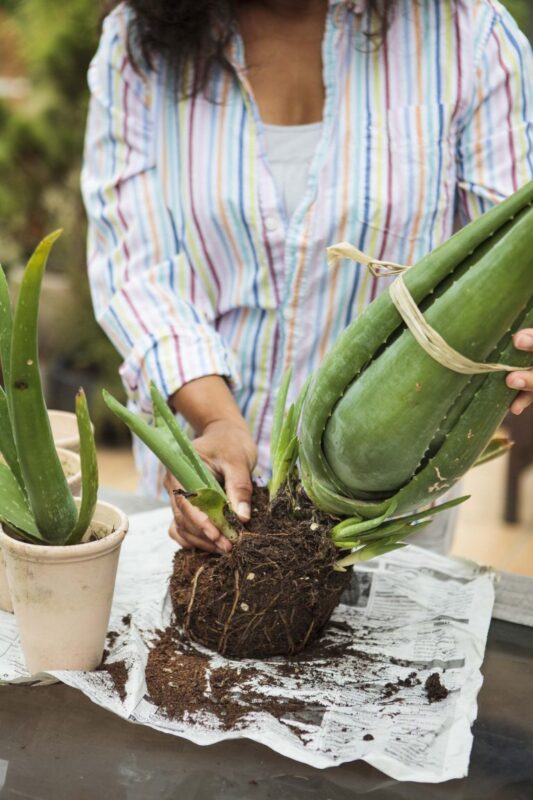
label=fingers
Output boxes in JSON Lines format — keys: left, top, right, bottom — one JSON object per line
{"left": 513, "top": 329, "right": 533, "bottom": 351}
{"left": 507, "top": 370, "right": 533, "bottom": 392}
{"left": 506, "top": 368, "right": 533, "bottom": 415}
{"left": 223, "top": 465, "right": 253, "bottom": 522}
{"left": 509, "top": 391, "right": 533, "bottom": 416}
{"left": 168, "top": 520, "right": 219, "bottom": 553}
{"left": 507, "top": 332, "right": 533, "bottom": 416}
{"left": 164, "top": 469, "right": 233, "bottom": 553}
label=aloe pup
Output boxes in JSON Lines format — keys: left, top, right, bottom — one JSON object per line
{"left": 0, "top": 231, "right": 98, "bottom": 544}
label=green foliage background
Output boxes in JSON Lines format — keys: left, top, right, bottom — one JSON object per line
{"left": 0, "top": 0, "right": 530, "bottom": 436}
{"left": 0, "top": 0, "right": 126, "bottom": 440}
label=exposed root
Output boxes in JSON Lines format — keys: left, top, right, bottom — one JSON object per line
{"left": 170, "top": 486, "right": 351, "bottom": 658}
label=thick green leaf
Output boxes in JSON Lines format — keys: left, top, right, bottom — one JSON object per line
{"left": 293, "top": 375, "right": 311, "bottom": 434}
{"left": 0, "top": 464, "right": 41, "bottom": 540}
{"left": 0, "top": 267, "right": 13, "bottom": 406}
{"left": 270, "top": 368, "right": 292, "bottom": 461}
{"left": 474, "top": 436, "right": 512, "bottom": 468}
{"left": 66, "top": 389, "right": 99, "bottom": 544}
{"left": 103, "top": 390, "right": 206, "bottom": 493}
{"left": 335, "top": 540, "right": 407, "bottom": 570}
{"left": 150, "top": 383, "right": 222, "bottom": 495}
{"left": 269, "top": 435, "right": 298, "bottom": 499}
{"left": 188, "top": 488, "right": 238, "bottom": 542}
{"left": 332, "top": 502, "right": 398, "bottom": 542}
{"left": 10, "top": 231, "right": 77, "bottom": 542}
{"left": 269, "top": 369, "right": 310, "bottom": 499}
{"left": 0, "top": 386, "right": 24, "bottom": 491}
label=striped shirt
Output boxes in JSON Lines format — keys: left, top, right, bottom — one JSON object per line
{"left": 82, "top": 0, "right": 533, "bottom": 498}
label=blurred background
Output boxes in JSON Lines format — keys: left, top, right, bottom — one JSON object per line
{"left": 0, "top": 0, "right": 532, "bottom": 569}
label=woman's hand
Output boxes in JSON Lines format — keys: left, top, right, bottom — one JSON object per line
{"left": 165, "top": 418, "right": 257, "bottom": 553}
{"left": 507, "top": 329, "right": 533, "bottom": 415}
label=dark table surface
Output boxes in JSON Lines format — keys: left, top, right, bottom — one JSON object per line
{"left": 1, "top": 491, "right": 532, "bottom": 800}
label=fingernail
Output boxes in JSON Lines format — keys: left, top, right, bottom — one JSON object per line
{"left": 517, "top": 334, "right": 533, "bottom": 349}
{"left": 511, "top": 377, "right": 526, "bottom": 389}
{"left": 237, "top": 502, "right": 251, "bottom": 520}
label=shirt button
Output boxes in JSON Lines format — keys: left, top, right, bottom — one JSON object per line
{"left": 265, "top": 216, "right": 278, "bottom": 232}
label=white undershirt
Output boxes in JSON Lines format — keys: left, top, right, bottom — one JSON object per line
{"left": 262, "top": 121, "right": 323, "bottom": 219}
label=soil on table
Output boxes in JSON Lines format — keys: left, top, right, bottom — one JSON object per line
{"left": 170, "top": 485, "right": 351, "bottom": 658}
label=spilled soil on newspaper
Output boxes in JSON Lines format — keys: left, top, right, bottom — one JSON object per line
{"left": 169, "top": 485, "right": 351, "bottom": 658}
{"left": 145, "top": 618, "right": 370, "bottom": 733}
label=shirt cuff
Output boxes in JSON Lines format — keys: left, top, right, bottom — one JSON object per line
{"left": 119, "top": 328, "right": 241, "bottom": 414}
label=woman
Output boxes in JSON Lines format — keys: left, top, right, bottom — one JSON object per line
{"left": 82, "top": 0, "right": 533, "bottom": 555}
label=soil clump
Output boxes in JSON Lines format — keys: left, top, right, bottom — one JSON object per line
{"left": 424, "top": 672, "right": 449, "bottom": 703}
{"left": 97, "top": 651, "right": 128, "bottom": 702}
{"left": 170, "top": 486, "right": 350, "bottom": 658}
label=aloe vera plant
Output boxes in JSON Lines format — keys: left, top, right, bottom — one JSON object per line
{"left": 106, "top": 183, "right": 532, "bottom": 576}
{"left": 104, "top": 364, "right": 310, "bottom": 535}
{"left": 299, "top": 180, "right": 533, "bottom": 565}
{"left": 104, "top": 383, "right": 239, "bottom": 539}
{"left": 0, "top": 232, "right": 98, "bottom": 545}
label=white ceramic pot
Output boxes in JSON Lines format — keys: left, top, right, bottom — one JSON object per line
{"left": 0, "top": 500, "right": 128, "bottom": 674}
{"left": 48, "top": 410, "right": 80, "bottom": 453}
{"left": 57, "top": 447, "right": 82, "bottom": 497}
{"left": 0, "top": 448, "right": 81, "bottom": 614}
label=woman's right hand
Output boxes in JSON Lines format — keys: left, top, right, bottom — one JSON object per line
{"left": 165, "top": 417, "right": 257, "bottom": 554}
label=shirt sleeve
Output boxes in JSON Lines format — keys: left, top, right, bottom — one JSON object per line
{"left": 81, "top": 9, "right": 240, "bottom": 414}
{"left": 455, "top": 0, "right": 533, "bottom": 221}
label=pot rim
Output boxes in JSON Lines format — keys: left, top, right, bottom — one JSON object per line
{"left": 0, "top": 500, "right": 128, "bottom": 564}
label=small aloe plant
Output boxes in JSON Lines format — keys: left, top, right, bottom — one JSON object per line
{"left": 103, "top": 368, "right": 309, "bottom": 539}
{"left": 0, "top": 231, "right": 98, "bottom": 545}
{"left": 104, "top": 383, "right": 239, "bottom": 540}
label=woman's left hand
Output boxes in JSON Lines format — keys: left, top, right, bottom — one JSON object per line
{"left": 507, "top": 329, "right": 533, "bottom": 415}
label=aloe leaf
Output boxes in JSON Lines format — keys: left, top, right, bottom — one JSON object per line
{"left": 0, "top": 464, "right": 41, "bottom": 540}
{"left": 269, "top": 370, "right": 311, "bottom": 500}
{"left": 150, "top": 383, "right": 223, "bottom": 495}
{"left": 188, "top": 488, "right": 238, "bottom": 542}
{"left": 10, "top": 231, "right": 77, "bottom": 543}
{"left": 398, "top": 493, "right": 469, "bottom": 521}
{"left": 0, "top": 267, "right": 13, "bottom": 408}
{"left": 66, "top": 389, "right": 99, "bottom": 545}
{"left": 331, "top": 501, "right": 398, "bottom": 541}
{"left": 270, "top": 368, "right": 292, "bottom": 460}
{"left": 335, "top": 540, "right": 408, "bottom": 570}
{"left": 103, "top": 390, "right": 206, "bottom": 492}
{"left": 269, "top": 435, "right": 298, "bottom": 499}
{"left": 474, "top": 436, "right": 512, "bottom": 468}
{"left": 293, "top": 375, "right": 311, "bottom": 433}
{"left": 0, "top": 386, "right": 24, "bottom": 491}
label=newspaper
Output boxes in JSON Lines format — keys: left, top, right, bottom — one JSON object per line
{"left": 492, "top": 570, "right": 533, "bottom": 628}
{"left": 0, "top": 507, "right": 495, "bottom": 781}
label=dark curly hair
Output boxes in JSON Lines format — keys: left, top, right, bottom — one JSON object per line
{"left": 107, "top": 1, "right": 398, "bottom": 97}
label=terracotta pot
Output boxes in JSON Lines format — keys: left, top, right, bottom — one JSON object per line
{"left": 0, "top": 500, "right": 128, "bottom": 674}
{"left": 0, "top": 448, "right": 81, "bottom": 614}
{"left": 48, "top": 409, "right": 80, "bottom": 453}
